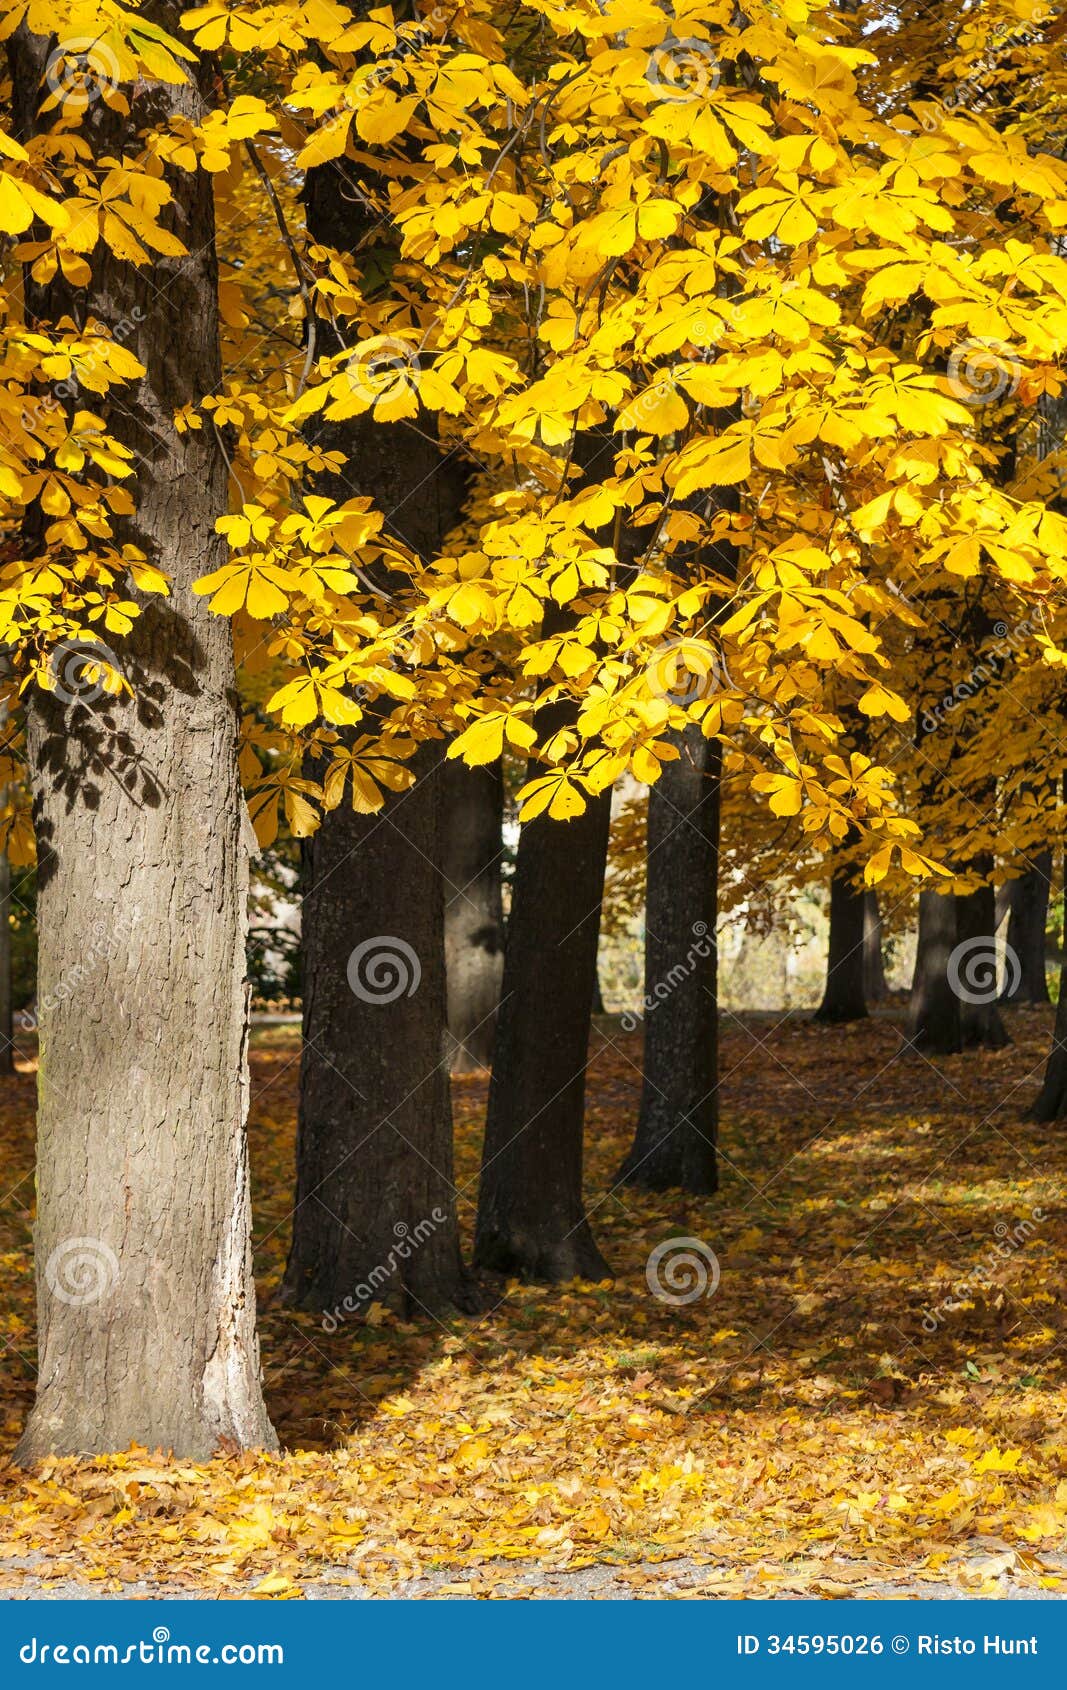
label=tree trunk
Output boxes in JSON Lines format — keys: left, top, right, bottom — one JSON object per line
{"left": 908, "top": 890, "right": 963, "bottom": 1052}
{"left": 282, "top": 743, "right": 467, "bottom": 1319}
{"left": 1000, "top": 851, "right": 1052, "bottom": 1005}
{"left": 955, "top": 877, "right": 1010, "bottom": 1048}
{"left": 908, "top": 881, "right": 1008, "bottom": 1054}
{"left": 863, "top": 890, "right": 889, "bottom": 1003}
{"left": 443, "top": 758, "right": 504, "bottom": 1074}
{"left": 1032, "top": 777, "right": 1067, "bottom": 1119}
{"left": 474, "top": 786, "right": 613, "bottom": 1279}
{"left": 0, "top": 846, "right": 11, "bottom": 1074}
{"left": 284, "top": 155, "right": 469, "bottom": 1317}
{"left": 815, "top": 863, "right": 868, "bottom": 1024}
{"left": 12, "top": 25, "right": 275, "bottom": 1459}
{"left": 473, "top": 424, "right": 619, "bottom": 1281}
{"left": 616, "top": 727, "right": 719, "bottom": 1193}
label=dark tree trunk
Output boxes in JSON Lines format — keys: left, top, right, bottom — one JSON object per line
{"left": 1032, "top": 771, "right": 1067, "bottom": 1117}
{"left": 909, "top": 890, "right": 961, "bottom": 1052}
{"left": 284, "top": 157, "right": 468, "bottom": 1316}
{"left": 12, "top": 22, "right": 275, "bottom": 1459}
{"left": 591, "top": 970, "right": 605, "bottom": 1015}
{"left": 956, "top": 878, "right": 1010, "bottom": 1048}
{"left": 473, "top": 424, "right": 622, "bottom": 1280}
{"left": 616, "top": 727, "right": 719, "bottom": 1193}
{"left": 908, "top": 881, "right": 1008, "bottom": 1054}
{"left": 442, "top": 759, "right": 504, "bottom": 1074}
{"left": 474, "top": 785, "right": 613, "bottom": 1280}
{"left": 0, "top": 844, "right": 11, "bottom": 1074}
{"left": 283, "top": 744, "right": 466, "bottom": 1319}
{"left": 1000, "top": 851, "right": 1052, "bottom": 1005}
{"left": 863, "top": 890, "right": 889, "bottom": 1003}
{"left": 815, "top": 863, "right": 868, "bottom": 1024}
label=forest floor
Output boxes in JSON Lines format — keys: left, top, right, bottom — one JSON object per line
{"left": 0, "top": 1005, "right": 1065, "bottom": 1600}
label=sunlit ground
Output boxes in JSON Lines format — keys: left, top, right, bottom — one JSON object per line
{"left": 0, "top": 1006, "right": 1063, "bottom": 1595}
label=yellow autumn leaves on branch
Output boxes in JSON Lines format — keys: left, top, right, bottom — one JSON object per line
{"left": 2, "top": 0, "right": 1067, "bottom": 880}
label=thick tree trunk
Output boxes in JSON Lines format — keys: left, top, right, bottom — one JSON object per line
{"left": 12, "top": 26, "right": 275, "bottom": 1459}
{"left": 1000, "top": 851, "right": 1052, "bottom": 1005}
{"left": 442, "top": 758, "right": 504, "bottom": 1074}
{"left": 908, "top": 881, "right": 1008, "bottom": 1054}
{"left": 283, "top": 743, "right": 466, "bottom": 1319}
{"left": 284, "top": 155, "right": 468, "bottom": 1316}
{"left": 815, "top": 864, "right": 868, "bottom": 1024}
{"left": 908, "top": 890, "right": 963, "bottom": 1052}
{"left": 863, "top": 890, "right": 889, "bottom": 1003}
{"left": 474, "top": 787, "right": 613, "bottom": 1279}
{"left": 616, "top": 727, "right": 719, "bottom": 1193}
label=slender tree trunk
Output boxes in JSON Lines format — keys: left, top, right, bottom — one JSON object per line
{"left": 442, "top": 758, "right": 504, "bottom": 1074}
{"left": 283, "top": 744, "right": 466, "bottom": 1318}
{"left": 474, "top": 785, "right": 613, "bottom": 1279}
{"left": 815, "top": 863, "right": 868, "bottom": 1024}
{"left": 1033, "top": 775, "right": 1067, "bottom": 1119}
{"left": 12, "top": 25, "right": 275, "bottom": 1459}
{"left": 284, "top": 156, "right": 469, "bottom": 1315}
{"left": 0, "top": 846, "right": 11, "bottom": 1074}
{"left": 473, "top": 424, "right": 620, "bottom": 1280}
{"left": 1000, "top": 851, "right": 1052, "bottom": 1004}
{"left": 863, "top": 890, "right": 889, "bottom": 1003}
{"left": 616, "top": 728, "right": 719, "bottom": 1193}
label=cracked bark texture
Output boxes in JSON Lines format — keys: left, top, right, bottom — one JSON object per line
{"left": 11, "top": 18, "right": 275, "bottom": 1459}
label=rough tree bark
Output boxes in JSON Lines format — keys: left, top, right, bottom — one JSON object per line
{"left": 442, "top": 758, "right": 505, "bottom": 1074}
{"left": 815, "top": 861, "right": 868, "bottom": 1024}
{"left": 282, "top": 744, "right": 467, "bottom": 1318}
{"left": 1000, "top": 850, "right": 1052, "bottom": 1005}
{"left": 616, "top": 727, "right": 719, "bottom": 1193}
{"left": 282, "top": 155, "right": 469, "bottom": 1316}
{"left": 12, "top": 23, "right": 275, "bottom": 1458}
